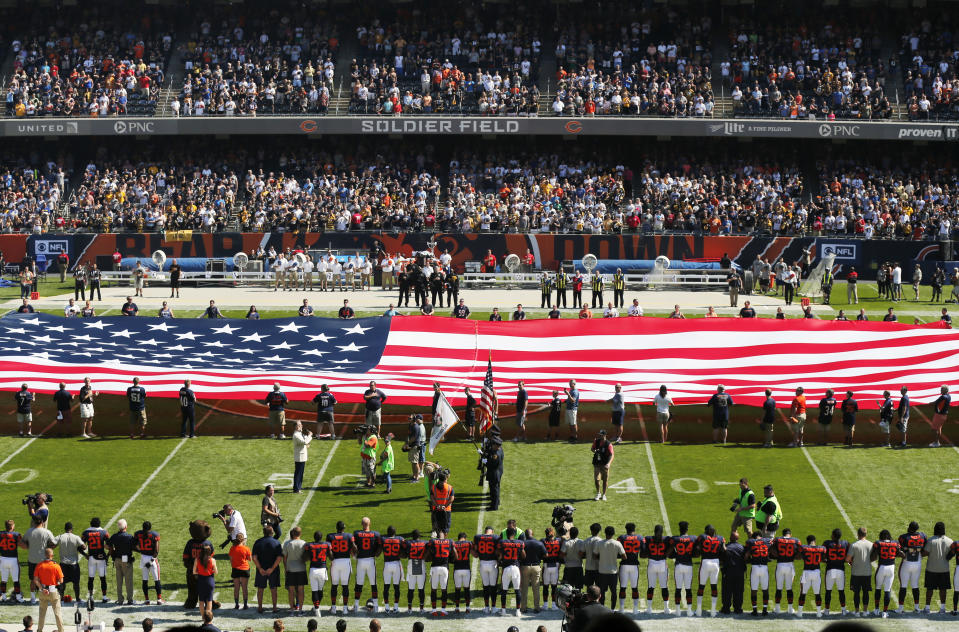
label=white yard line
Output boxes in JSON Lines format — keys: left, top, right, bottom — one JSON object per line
{"left": 107, "top": 437, "right": 189, "bottom": 529}
{"left": 800, "top": 447, "right": 855, "bottom": 533}
{"left": 291, "top": 436, "right": 342, "bottom": 526}
{"left": 0, "top": 419, "right": 60, "bottom": 469}
{"left": 636, "top": 404, "right": 671, "bottom": 536}
{"left": 106, "top": 405, "right": 218, "bottom": 529}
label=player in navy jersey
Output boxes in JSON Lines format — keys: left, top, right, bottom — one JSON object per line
{"left": 312, "top": 385, "right": 337, "bottom": 438}
{"left": 126, "top": 377, "right": 147, "bottom": 439}
{"left": 132, "top": 521, "right": 162, "bottom": 604}
{"left": 404, "top": 529, "right": 427, "bottom": 612}
{"left": 822, "top": 528, "right": 849, "bottom": 615}
{"left": 0, "top": 520, "right": 22, "bottom": 602}
{"left": 497, "top": 527, "right": 525, "bottom": 615}
{"left": 669, "top": 521, "right": 696, "bottom": 616}
{"left": 473, "top": 527, "right": 500, "bottom": 612}
{"left": 178, "top": 380, "right": 196, "bottom": 438}
{"left": 352, "top": 518, "right": 381, "bottom": 612}
{"left": 617, "top": 523, "right": 642, "bottom": 614}
{"left": 694, "top": 525, "right": 725, "bottom": 616}
{"left": 427, "top": 533, "right": 453, "bottom": 614}
{"left": 745, "top": 531, "right": 772, "bottom": 615}
{"left": 82, "top": 517, "right": 110, "bottom": 604}
{"left": 452, "top": 533, "right": 472, "bottom": 613}
{"left": 797, "top": 535, "right": 825, "bottom": 618}
{"left": 771, "top": 529, "right": 800, "bottom": 614}
{"left": 872, "top": 530, "right": 902, "bottom": 617}
{"left": 817, "top": 389, "right": 837, "bottom": 445}
{"left": 897, "top": 522, "right": 927, "bottom": 614}
{"left": 326, "top": 522, "right": 355, "bottom": 614}
{"left": 302, "top": 532, "right": 330, "bottom": 615}
{"left": 643, "top": 524, "right": 670, "bottom": 614}
{"left": 380, "top": 526, "right": 404, "bottom": 613}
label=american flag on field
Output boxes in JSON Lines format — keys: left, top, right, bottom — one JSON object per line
{"left": 0, "top": 313, "right": 957, "bottom": 409}
{"left": 478, "top": 356, "right": 498, "bottom": 433}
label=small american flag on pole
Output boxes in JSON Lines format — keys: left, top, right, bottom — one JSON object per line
{"left": 479, "top": 354, "right": 498, "bottom": 433}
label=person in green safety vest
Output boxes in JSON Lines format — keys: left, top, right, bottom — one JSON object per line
{"left": 730, "top": 478, "right": 757, "bottom": 538}
{"left": 359, "top": 426, "right": 379, "bottom": 488}
{"left": 379, "top": 433, "right": 395, "bottom": 494}
{"left": 755, "top": 485, "right": 782, "bottom": 537}
{"left": 590, "top": 273, "right": 605, "bottom": 309}
{"left": 555, "top": 270, "right": 568, "bottom": 308}
{"left": 612, "top": 268, "right": 626, "bottom": 308}
{"left": 821, "top": 267, "right": 834, "bottom": 305}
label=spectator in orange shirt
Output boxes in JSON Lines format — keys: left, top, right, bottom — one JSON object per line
{"left": 229, "top": 534, "right": 252, "bottom": 610}
{"left": 578, "top": 306, "right": 592, "bottom": 319}
{"left": 32, "top": 548, "right": 63, "bottom": 632}
{"left": 788, "top": 387, "right": 807, "bottom": 447}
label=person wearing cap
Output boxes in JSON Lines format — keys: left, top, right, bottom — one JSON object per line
{"left": 359, "top": 426, "right": 379, "bottom": 489}
{"left": 216, "top": 505, "right": 246, "bottom": 549}
{"left": 261, "top": 485, "right": 282, "bottom": 540}
{"left": 264, "top": 384, "right": 288, "bottom": 439}
{"left": 378, "top": 434, "right": 395, "bottom": 494}
{"left": 405, "top": 414, "right": 427, "bottom": 482}
{"left": 590, "top": 430, "right": 614, "bottom": 501}
{"left": 707, "top": 385, "right": 733, "bottom": 444}
{"left": 429, "top": 472, "right": 454, "bottom": 536}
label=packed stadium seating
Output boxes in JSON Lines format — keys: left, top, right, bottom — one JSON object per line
{"left": 4, "top": 5, "right": 171, "bottom": 117}
{"left": 176, "top": 7, "right": 339, "bottom": 117}
{"left": 722, "top": 8, "right": 892, "bottom": 120}
{"left": 553, "top": 6, "right": 714, "bottom": 117}
{"left": 900, "top": 20, "right": 959, "bottom": 120}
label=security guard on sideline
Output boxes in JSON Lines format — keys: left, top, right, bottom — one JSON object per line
{"left": 755, "top": 485, "right": 782, "bottom": 537}
{"left": 821, "top": 267, "right": 834, "bottom": 305}
{"left": 430, "top": 472, "right": 454, "bottom": 537}
{"left": 540, "top": 273, "right": 553, "bottom": 309}
{"left": 730, "top": 478, "right": 757, "bottom": 538}
{"left": 555, "top": 270, "right": 568, "bottom": 308}
{"left": 590, "top": 273, "right": 605, "bottom": 308}
{"left": 612, "top": 268, "right": 626, "bottom": 308}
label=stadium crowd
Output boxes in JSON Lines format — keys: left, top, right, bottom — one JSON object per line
{"left": 0, "top": 143, "right": 957, "bottom": 239}
{"left": 4, "top": 7, "right": 171, "bottom": 118}
{"left": 348, "top": 4, "right": 542, "bottom": 116}
{"left": 175, "top": 9, "right": 339, "bottom": 117}
{"left": 552, "top": 6, "right": 714, "bottom": 117}
{"left": 901, "top": 20, "right": 959, "bottom": 120}
{"left": 723, "top": 9, "right": 892, "bottom": 120}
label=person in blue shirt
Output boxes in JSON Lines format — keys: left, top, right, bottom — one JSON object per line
{"left": 382, "top": 304, "right": 399, "bottom": 317}
{"left": 127, "top": 377, "right": 147, "bottom": 439}
{"left": 312, "top": 385, "right": 336, "bottom": 439}
{"left": 14, "top": 384, "right": 33, "bottom": 437}
{"left": 265, "top": 384, "right": 289, "bottom": 439}
{"left": 896, "top": 386, "right": 910, "bottom": 447}
{"left": 16, "top": 299, "right": 34, "bottom": 314}
{"left": 931, "top": 385, "right": 951, "bottom": 448}
{"left": 520, "top": 529, "right": 547, "bottom": 613}
{"left": 761, "top": 389, "right": 776, "bottom": 448}
{"left": 298, "top": 299, "right": 314, "bottom": 317}
{"left": 180, "top": 379, "right": 197, "bottom": 438}
{"left": 203, "top": 300, "right": 224, "bottom": 319}
{"left": 246, "top": 306, "right": 260, "bottom": 320}
{"left": 563, "top": 379, "right": 580, "bottom": 443}
{"left": 514, "top": 382, "right": 528, "bottom": 443}
{"left": 707, "top": 385, "right": 733, "bottom": 445}
{"left": 121, "top": 296, "right": 139, "bottom": 317}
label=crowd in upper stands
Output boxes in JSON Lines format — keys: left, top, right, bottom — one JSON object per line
{"left": 4, "top": 6, "right": 171, "bottom": 117}
{"left": 174, "top": 8, "right": 339, "bottom": 117}
{"left": 722, "top": 8, "right": 892, "bottom": 120}
{"left": 552, "top": 6, "right": 714, "bottom": 117}
{"left": 900, "top": 19, "right": 959, "bottom": 120}
{"left": 348, "top": 3, "right": 542, "bottom": 116}
{"left": 2, "top": 3, "right": 959, "bottom": 119}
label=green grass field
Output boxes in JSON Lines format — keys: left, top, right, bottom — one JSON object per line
{"left": 0, "top": 276, "right": 957, "bottom": 631}
{"left": 0, "top": 411, "right": 956, "bottom": 632}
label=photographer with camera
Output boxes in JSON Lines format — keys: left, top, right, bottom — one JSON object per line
{"left": 359, "top": 426, "right": 379, "bottom": 488}
{"left": 591, "top": 430, "right": 614, "bottom": 502}
{"left": 214, "top": 506, "right": 246, "bottom": 550}
{"left": 567, "top": 585, "right": 610, "bottom": 632}
{"left": 404, "top": 414, "right": 426, "bottom": 483}
{"left": 25, "top": 494, "right": 49, "bottom": 527}
{"left": 261, "top": 486, "right": 282, "bottom": 540}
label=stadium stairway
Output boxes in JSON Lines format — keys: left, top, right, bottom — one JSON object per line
{"left": 155, "top": 39, "right": 186, "bottom": 118}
